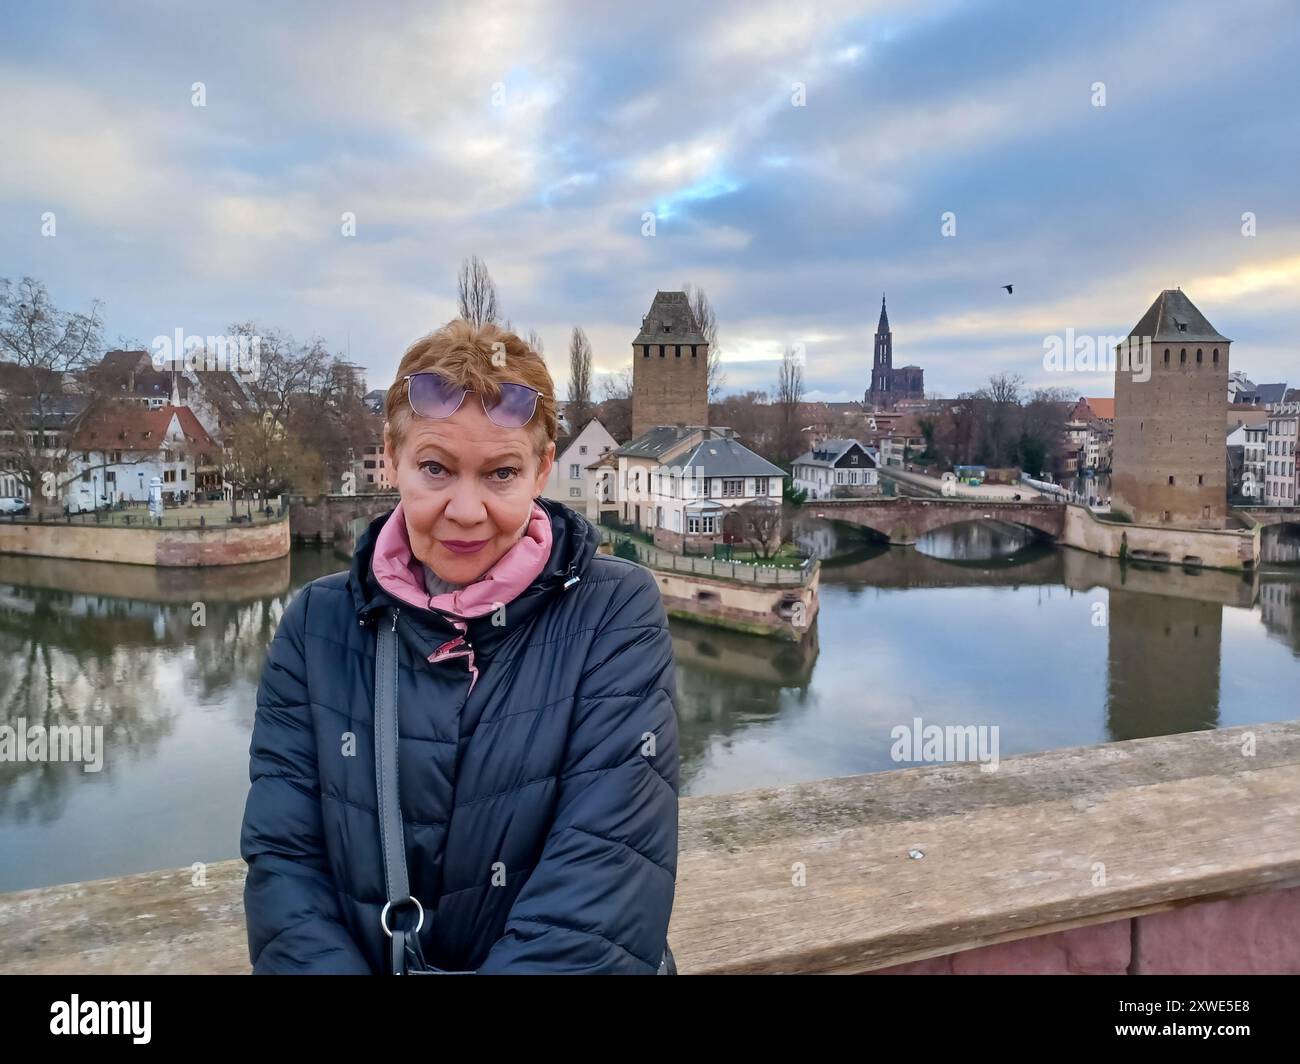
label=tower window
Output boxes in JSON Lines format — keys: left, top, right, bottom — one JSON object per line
{"left": 659, "top": 346, "right": 665, "bottom": 357}
{"left": 1198, "top": 474, "right": 1204, "bottom": 485}
{"left": 691, "top": 345, "right": 697, "bottom": 357}
{"left": 1196, "top": 348, "right": 1202, "bottom": 363}
{"left": 1168, "top": 475, "right": 1175, "bottom": 485}
{"left": 1180, "top": 349, "right": 1186, "bottom": 364}
{"left": 1213, "top": 348, "right": 1219, "bottom": 363}
{"left": 675, "top": 345, "right": 681, "bottom": 357}
{"left": 1164, "top": 348, "right": 1170, "bottom": 364}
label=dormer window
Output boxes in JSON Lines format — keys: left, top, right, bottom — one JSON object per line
{"left": 663, "top": 325, "right": 671, "bottom": 333}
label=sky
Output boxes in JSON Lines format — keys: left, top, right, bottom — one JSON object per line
{"left": 3, "top": 0, "right": 1298, "bottom": 404}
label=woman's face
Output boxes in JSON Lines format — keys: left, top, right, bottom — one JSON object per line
{"left": 386, "top": 392, "right": 555, "bottom": 583}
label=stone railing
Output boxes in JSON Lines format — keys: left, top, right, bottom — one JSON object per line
{"left": 1, "top": 721, "right": 1297, "bottom": 974}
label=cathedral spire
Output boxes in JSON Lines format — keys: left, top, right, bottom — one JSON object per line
{"left": 877, "top": 294, "right": 890, "bottom": 334}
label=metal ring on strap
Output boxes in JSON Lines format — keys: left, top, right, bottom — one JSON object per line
{"left": 380, "top": 896, "right": 425, "bottom": 938}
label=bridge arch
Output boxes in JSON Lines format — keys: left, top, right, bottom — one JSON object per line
{"left": 806, "top": 498, "right": 1066, "bottom": 546}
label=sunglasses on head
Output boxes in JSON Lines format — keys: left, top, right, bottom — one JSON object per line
{"left": 404, "top": 372, "right": 541, "bottom": 429}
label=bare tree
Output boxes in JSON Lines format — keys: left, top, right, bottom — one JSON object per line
{"left": 566, "top": 326, "right": 594, "bottom": 433}
{"left": 596, "top": 367, "right": 633, "bottom": 441}
{"left": 457, "top": 255, "right": 500, "bottom": 327}
{"left": 682, "top": 281, "right": 725, "bottom": 403}
{"left": 0, "top": 277, "right": 104, "bottom": 514}
{"left": 736, "top": 498, "right": 783, "bottom": 559}
{"left": 774, "top": 345, "right": 804, "bottom": 464}
{"left": 525, "top": 328, "right": 545, "bottom": 356}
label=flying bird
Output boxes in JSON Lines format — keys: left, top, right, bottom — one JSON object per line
{"left": 1002, "top": 284, "right": 1014, "bottom": 294}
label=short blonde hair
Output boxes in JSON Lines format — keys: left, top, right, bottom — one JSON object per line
{"left": 385, "top": 319, "right": 557, "bottom": 461}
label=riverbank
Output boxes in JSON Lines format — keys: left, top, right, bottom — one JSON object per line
{"left": 2, "top": 720, "right": 1295, "bottom": 974}
{"left": 0, "top": 512, "right": 290, "bottom": 567}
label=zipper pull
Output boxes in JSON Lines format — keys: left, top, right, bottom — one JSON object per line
{"left": 391, "top": 607, "right": 400, "bottom": 631}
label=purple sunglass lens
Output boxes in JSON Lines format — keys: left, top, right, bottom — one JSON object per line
{"left": 407, "top": 373, "right": 466, "bottom": 418}
{"left": 485, "top": 382, "right": 540, "bottom": 428}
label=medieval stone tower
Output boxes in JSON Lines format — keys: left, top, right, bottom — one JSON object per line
{"left": 1111, "top": 289, "right": 1230, "bottom": 528}
{"left": 631, "top": 290, "right": 709, "bottom": 438}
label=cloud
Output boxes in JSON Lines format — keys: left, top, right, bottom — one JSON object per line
{"left": 2, "top": 0, "right": 1297, "bottom": 403}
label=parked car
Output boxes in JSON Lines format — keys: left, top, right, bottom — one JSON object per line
{"left": 0, "top": 496, "right": 30, "bottom": 515}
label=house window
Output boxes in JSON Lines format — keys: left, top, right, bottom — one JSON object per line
{"left": 180, "top": 468, "right": 187, "bottom": 481}
{"left": 569, "top": 487, "right": 581, "bottom": 497}
{"left": 569, "top": 464, "right": 581, "bottom": 479}
{"left": 755, "top": 477, "right": 768, "bottom": 495}
{"left": 579, "top": 445, "right": 587, "bottom": 455}
{"left": 722, "top": 478, "right": 743, "bottom": 497}
{"left": 687, "top": 515, "right": 700, "bottom": 534}
{"left": 702, "top": 515, "right": 716, "bottom": 534}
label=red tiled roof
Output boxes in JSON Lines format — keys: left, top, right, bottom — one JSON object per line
{"left": 71, "top": 401, "right": 217, "bottom": 452}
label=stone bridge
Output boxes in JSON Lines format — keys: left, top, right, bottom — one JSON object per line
{"left": 1234, "top": 506, "right": 1300, "bottom": 528}
{"left": 288, "top": 492, "right": 398, "bottom": 544}
{"left": 809, "top": 496, "right": 1066, "bottom": 545}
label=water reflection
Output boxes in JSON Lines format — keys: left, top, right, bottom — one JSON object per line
{"left": 914, "top": 519, "right": 1046, "bottom": 562}
{"left": 1260, "top": 523, "right": 1300, "bottom": 567}
{"left": 2, "top": 523, "right": 1299, "bottom": 892}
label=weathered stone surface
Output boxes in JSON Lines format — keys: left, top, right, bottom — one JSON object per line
{"left": 1, "top": 721, "right": 1297, "bottom": 974}
{"left": 0, "top": 517, "right": 289, "bottom": 568}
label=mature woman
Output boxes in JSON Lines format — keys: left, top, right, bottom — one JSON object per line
{"left": 240, "top": 320, "right": 680, "bottom": 974}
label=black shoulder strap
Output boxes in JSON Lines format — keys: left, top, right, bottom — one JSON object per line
{"left": 374, "top": 609, "right": 424, "bottom": 974}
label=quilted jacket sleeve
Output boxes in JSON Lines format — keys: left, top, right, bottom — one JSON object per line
{"left": 240, "top": 582, "right": 372, "bottom": 974}
{"left": 476, "top": 563, "right": 681, "bottom": 973}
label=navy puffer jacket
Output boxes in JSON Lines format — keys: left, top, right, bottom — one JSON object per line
{"left": 239, "top": 498, "right": 680, "bottom": 973}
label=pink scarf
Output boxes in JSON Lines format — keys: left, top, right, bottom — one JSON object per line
{"left": 370, "top": 500, "right": 553, "bottom": 691}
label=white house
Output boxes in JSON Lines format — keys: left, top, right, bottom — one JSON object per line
{"left": 543, "top": 417, "right": 618, "bottom": 510}
{"left": 68, "top": 400, "right": 220, "bottom": 506}
{"left": 791, "top": 438, "right": 879, "bottom": 500}
{"left": 588, "top": 425, "right": 786, "bottom": 552}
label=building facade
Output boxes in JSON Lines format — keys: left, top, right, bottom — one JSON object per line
{"left": 542, "top": 417, "right": 617, "bottom": 510}
{"left": 792, "top": 438, "right": 879, "bottom": 499}
{"left": 866, "top": 296, "right": 924, "bottom": 409}
{"left": 1111, "top": 290, "right": 1230, "bottom": 528}
{"left": 1243, "top": 422, "right": 1267, "bottom": 500}
{"left": 631, "top": 291, "right": 709, "bottom": 438}
{"left": 588, "top": 425, "right": 786, "bottom": 552}
{"left": 1264, "top": 401, "right": 1298, "bottom": 505}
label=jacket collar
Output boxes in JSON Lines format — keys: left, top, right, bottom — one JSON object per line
{"left": 349, "top": 496, "right": 600, "bottom": 649}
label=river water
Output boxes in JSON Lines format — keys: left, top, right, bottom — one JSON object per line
{"left": 1, "top": 520, "right": 1297, "bottom": 892}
